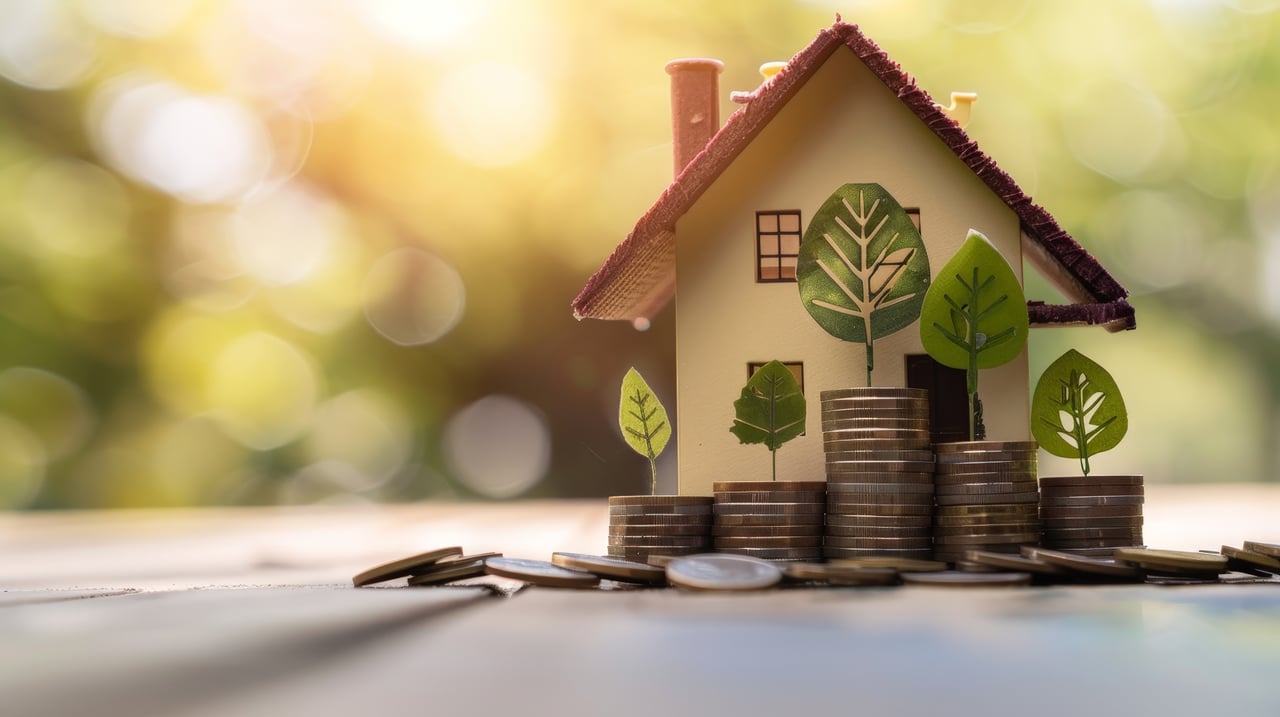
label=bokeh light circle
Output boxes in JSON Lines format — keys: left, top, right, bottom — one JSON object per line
{"left": 205, "top": 331, "right": 320, "bottom": 449}
{"left": 443, "top": 395, "right": 551, "bottom": 498}
{"left": 0, "top": 367, "right": 95, "bottom": 461}
{"left": 362, "top": 247, "right": 466, "bottom": 346}
{"left": 429, "top": 61, "right": 555, "bottom": 167}
{"left": 0, "top": 415, "right": 46, "bottom": 509}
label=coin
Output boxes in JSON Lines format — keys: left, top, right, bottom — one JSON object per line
{"left": 822, "top": 419, "right": 932, "bottom": 431}
{"left": 825, "top": 460, "right": 937, "bottom": 472}
{"left": 1221, "top": 545, "right": 1280, "bottom": 573}
{"left": 714, "top": 535, "right": 823, "bottom": 547}
{"left": 352, "top": 546, "right": 464, "bottom": 587}
{"left": 1040, "top": 527, "right": 1144, "bottom": 539}
{"left": 934, "top": 441, "right": 1038, "bottom": 453}
{"left": 484, "top": 557, "right": 601, "bottom": 589}
{"left": 714, "top": 513, "right": 825, "bottom": 527}
{"left": 936, "top": 451, "right": 1037, "bottom": 464}
{"left": 936, "top": 503, "right": 1039, "bottom": 516}
{"left": 609, "top": 495, "right": 713, "bottom": 506}
{"left": 608, "top": 515, "right": 713, "bottom": 529}
{"left": 933, "top": 513, "right": 1040, "bottom": 528}
{"left": 713, "top": 480, "right": 826, "bottom": 492}
{"left": 1039, "top": 474, "right": 1143, "bottom": 487}
{"left": 822, "top": 431, "right": 932, "bottom": 443}
{"left": 607, "top": 547, "right": 703, "bottom": 561}
{"left": 820, "top": 388, "right": 928, "bottom": 400}
{"left": 824, "top": 547, "right": 935, "bottom": 560}
{"left": 826, "top": 525, "right": 933, "bottom": 538}
{"left": 933, "top": 523, "right": 1041, "bottom": 536}
{"left": 645, "top": 554, "right": 680, "bottom": 568}
{"left": 935, "top": 492, "right": 1039, "bottom": 506}
{"left": 783, "top": 563, "right": 899, "bottom": 585}
{"left": 1039, "top": 504, "right": 1144, "bottom": 518}
{"left": 934, "top": 482, "right": 1039, "bottom": 496}
{"left": 825, "top": 535, "right": 933, "bottom": 549}
{"left": 1243, "top": 540, "right": 1280, "bottom": 559}
{"left": 609, "top": 503, "right": 712, "bottom": 516}
{"left": 551, "top": 552, "right": 667, "bottom": 585}
{"left": 1113, "top": 548, "right": 1228, "bottom": 573}
{"left": 934, "top": 461, "right": 1038, "bottom": 474}
{"left": 713, "top": 502, "right": 826, "bottom": 515}
{"left": 826, "top": 557, "right": 944, "bottom": 572}
{"left": 714, "top": 490, "right": 827, "bottom": 503}
{"left": 607, "top": 535, "right": 712, "bottom": 548}
{"left": 825, "top": 513, "right": 933, "bottom": 528}
{"left": 826, "top": 471, "right": 936, "bottom": 484}
{"left": 827, "top": 491, "right": 935, "bottom": 505}
{"left": 406, "top": 560, "right": 489, "bottom": 586}
{"left": 820, "top": 445, "right": 934, "bottom": 459}
{"left": 933, "top": 533, "right": 1038, "bottom": 545}
{"left": 1021, "top": 546, "right": 1144, "bottom": 579}
{"left": 1040, "top": 495, "right": 1143, "bottom": 507}
{"left": 1039, "top": 485, "right": 1144, "bottom": 497}
{"left": 826, "top": 502, "right": 933, "bottom": 516}
{"left": 1041, "top": 516, "right": 1143, "bottom": 528}
{"left": 823, "top": 440, "right": 932, "bottom": 454}
{"left": 1040, "top": 538, "right": 1141, "bottom": 550}
{"left": 962, "top": 550, "right": 1062, "bottom": 575}
{"left": 820, "top": 396, "right": 929, "bottom": 409}
{"left": 609, "top": 524, "right": 712, "bottom": 537}
{"left": 663, "top": 554, "right": 779, "bottom": 591}
{"left": 716, "top": 547, "right": 824, "bottom": 560}
{"left": 714, "top": 525, "right": 825, "bottom": 537}
{"left": 825, "top": 482, "right": 934, "bottom": 495}
{"left": 901, "top": 570, "right": 1031, "bottom": 587}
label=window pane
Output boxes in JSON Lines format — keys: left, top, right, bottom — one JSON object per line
{"left": 759, "top": 262, "right": 779, "bottom": 280}
{"left": 780, "top": 212, "right": 800, "bottom": 233}
{"left": 780, "top": 256, "right": 797, "bottom": 279}
{"left": 758, "top": 213, "right": 777, "bottom": 232}
{"left": 760, "top": 235, "right": 779, "bottom": 256}
{"left": 780, "top": 234, "right": 799, "bottom": 255}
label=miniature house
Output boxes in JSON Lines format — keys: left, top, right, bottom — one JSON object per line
{"left": 573, "top": 21, "right": 1135, "bottom": 496}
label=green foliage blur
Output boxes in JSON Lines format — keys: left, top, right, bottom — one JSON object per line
{"left": 0, "top": 0, "right": 1277, "bottom": 508}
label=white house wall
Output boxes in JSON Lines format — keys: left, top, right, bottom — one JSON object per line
{"left": 674, "top": 47, "right": 1030, "bottom": 496}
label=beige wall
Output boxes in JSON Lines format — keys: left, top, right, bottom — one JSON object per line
{"left": 674, "top": 47, "right": 1029, "bottom": 496}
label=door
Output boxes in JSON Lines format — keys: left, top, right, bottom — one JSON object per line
{"left": 905, "top": 354, "right": 968, "bottom": 445}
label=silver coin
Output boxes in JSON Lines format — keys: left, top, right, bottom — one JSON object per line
{"left": 665, "top": 553, "right": 783, "bottom": 590}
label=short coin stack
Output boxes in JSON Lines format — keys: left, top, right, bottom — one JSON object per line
{"left": 932, "top": 441, "right": 1040, "bottom": 565}
{"left": 712, "top": 481, "right": 825, "bottom": 562}
{"left": 608, "top": 495, "right": 713, "bottom": 562}
{"left": 1039, "top": 475, "right": 1144, "bottom": 555}
{"left": 821, "top": 388, "right": 935, "bottom": 561}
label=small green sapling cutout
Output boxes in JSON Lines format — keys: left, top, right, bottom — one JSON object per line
{"left": 1032, "top": 349, "right": 1128, "bottom": 476}
{"left": 619, "top": 367, "right": 671, "bottom": 494}
{"left": 730, "top": 360, "right": 806, "bottom": 481}
{"left": 797, "top": 183, "right": 930, "bottom": 386}
{"left": 920, "top": 229, "right": 1028, "bottom": 440}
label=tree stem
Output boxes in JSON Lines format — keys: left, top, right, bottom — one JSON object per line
{"left": 649, "top": 457, "right": 658, "bottom": 495}
{"left": 771, "top": 448, "right": 777, "bottom": 481}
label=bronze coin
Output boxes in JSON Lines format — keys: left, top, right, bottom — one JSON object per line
{"left": 827, "top": 556, "right": 946, "bottom": 571}
{"left": 609, "top": 524, "right": 712, "bottom": 537}
{"left": 1039, "top": 484, "right": 1144, "bottom": 497}
{"left": 933, "top": 523, "right": 1041, "bottom": 536}
{"left": 783, "top": 562, "right": 900, "bottom": 585}
{"left": 607, "top": 535, "right": 712, "bottom": 548}
{"left": 936, "top": 451, "right": 1037, "bottom": 464}
{"left": 1221, "top": 545, "right": 1280, "bottom": 573}
{"left": 1041, "top": 516, "right": 1143, "bottom": 528}
{"left": 825, "top": 513, "right": 934, "bottom": 528}
{"left": 1114, "top": 548, "right": 1228, "bottom": 572}
{"left": 1243, "top": 540, "right": 1280, "bottom": 559}
{"left": 825, "top": 535, "right": 934, "bottom": 549}
{"left": 935, "top": 492, "right": 1040, "bottom": 506}
{"left": 935, "top": 460, "right": 1038, "bottom": 474}
{"left": 826, "top": 471, "right": 935, "bottom": 484}
{"left": 902, "top": 570, "right": 1031, "bottom": 587}
{"left": 713, "top": 502, "right": 826, "bottom": 515}
{"left": 934, "top": 441, "right": 1038, "bottom": 453}
{"left": 714, "top": 513, "right": 825, "bottom": 527}
{"left": 715, "top": 546, "right": 824, "bottom": 561}
{"left": 713, "top": 480, "right": 826, "bottom": 492}
{"left": 608, "top": 495, "right": 713, "bottom": 506}
{"left": 828, "top": 491, "right": 935, "bottom": 506}
{"left": 826, "top": 525, "right": 933, "bottom": 538}
{"left": 551, "top": 552, "right": 667, "bottom": 585}
{"left": 1040, "top": 495, "right": 1144, "bottom": 507}
{"left": 826, "top": 482, "right": 934, "bottom": 495}
{"left": 713, "top": 525, "right": 824, "bottom": 538}
{"left": 825, "top": 460, "right": 937, "bottom": 473}
{"left": 823, "top": 440, "right": 932, "bottom": 454}
{"left": 933, "top": 513, "right": 1040, "bottom": 527}
{"left": 822, "top": 419, "right": 932, "bottom": 432}
{"left": 820, "top": 388, "right": 929, "bottom": 400}
{"left": 1038, "top": 474, "right": 1142, "bottom": 487}
{"left": 826, "top": 502, "right": 934, "bottom": 516}
{"left": 820, "top": 445, "right": 934, "bottom": 459}
{"left": 714, "top": 490, "right": 826, "bottom": 503}
{"left": 484, "top": 557, "right": 601, "bottom": 589}
{"left": 1039, "top": 504, "right": 1144, "bottom": 518}
{"left": 824, "top": 546, "right": 935, "bottom": 560}
{"left": 1041, "top": 538, "right": 1141, "bottom": 550}
{"left": 609, "top": 514, "right": 713, "bottom": 527}
{"left": 962, "top": 550, "right": 1062, "bottom": 575}
{"left": 1041, "top": 527, "right": 1144, "bottom": 540}
{"left": 934, "top": 482, "right": 1039, "bottom": 496}
{"left": 713, "top": 536, "right": 824, "bottom": 549}
{"left": 936, "top": 503, "right": 1038, "bottom": 517}
{"left": 1021, "top": 546, "right": 1144, "bottom": 578}
{"left": 352, "top": 546, "right": 464, "bottom": 587}
{"left": 406, "top": 560, "right": 489, "bottom": 586}
{"left": 933, "top": 533, "right": 1038, "bottom": 545}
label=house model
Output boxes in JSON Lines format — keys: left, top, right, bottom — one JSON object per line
{"left": 572, "top": 20, "right": 1135, "bottom": 496}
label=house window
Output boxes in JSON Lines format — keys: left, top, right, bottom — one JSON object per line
{"left": 906, "top": 207, "right": 921, "bottom": 232}
{"left": 747, "top": 361, "right": 805, "bottom": 394}
{"left": 756, "top": 210, "right": 802, "bottom": 282}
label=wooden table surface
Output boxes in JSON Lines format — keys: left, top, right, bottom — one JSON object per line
{"left": 3, "top": 484, "right": 1279, "bottom": 716}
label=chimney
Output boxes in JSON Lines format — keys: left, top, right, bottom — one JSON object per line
{"left": 664, "top": 58, "right": 725, "bottom": 177}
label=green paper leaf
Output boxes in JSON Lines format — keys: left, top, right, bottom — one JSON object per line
{"left": 730, "top": 360, "right": 807, "bottom": 452}
{"left": 797, "top": 183, "right": 930, "bottom": 385}
{"left": 619, "top": 367, "right": 670, "bottom": 494}
{"left": 920, "top": 229, "right": 1028, "bottom": 377}
{"left": 1031, "top": 349, "right": 1128, "bottom": 475}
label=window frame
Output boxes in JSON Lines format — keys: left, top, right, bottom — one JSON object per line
{"left": 754, "top": 210, "right": 803, "bottom": 283}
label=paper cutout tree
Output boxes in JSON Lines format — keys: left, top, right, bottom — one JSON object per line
{"left": 619, "top": 367, "right": 671, "bottom": 494}
{"left": 1032, "top": 349, "right": 1128, "bottom": 475}
{"left": 797, "top": 183, "right": 930, "bottom": 386}
{"left": 920, "top": 229, "right": 1028, "bottom": 441}
{"left": 730, "top": 360, "right": 806, "bottom": 481}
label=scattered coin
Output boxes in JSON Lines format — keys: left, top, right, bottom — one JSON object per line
{"left": 551, "top": 552, "right": 667, "bottom": 585}
{"left": 352, "top": 546, "right": 464, "bottom": 587}
{"left": 1220, "top": 545, "right": 1280, "bottom": 574}
{"left": 902, "top": 571, "right": 1032, "bottom": 587}
{"left": 716, "top": 547, "right": 824, "bottom": 561}
{"left": 825, "top": 547, "right": 935, "bottom": 560}
{"left": 783, "top": 563, "right": 899, "bottom": 586}
{"left": 1021, "top": 546, "right": 1144, "bottom": 579}
{"left": 484, "top": 557, "right": 601, "bottom": 589}
{"left": 1242, "top": 540, "right": 1280, "bottom": 559}
{"left": 828, "top": 557, "right": 947, "bottom": 572}
{"left": 645, "top": 554, "right": 680, "bottom": 568}
{"left": 407, "top": 560, "right": 489, "bottom": 586}
{"left": 666, "top": 554, "right": 783, "bottom": 591}
{"left": 1113, "top": 548, "right": 1228, "bottom": 575}
{"left": 962, "top": 550, "right": 1062, "bottom": 575}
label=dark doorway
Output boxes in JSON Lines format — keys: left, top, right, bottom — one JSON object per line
{"left": 905, "top": 354, "right": 968, "bottom": 445}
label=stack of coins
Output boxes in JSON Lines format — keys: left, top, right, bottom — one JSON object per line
{"left": 607, "top": 495, "right": 713, "bottom": 562}
{"left": 821, "top": 388, "right": 935, "bottom": 561}
{"left": 1039, "top": 475, "right": 1143, "bottom": 555}
{"left": 712, "top": 481, "right": 825, "bottom": 562}
{"left": 932, "top": 441, "right": 1040, "bottom": 565}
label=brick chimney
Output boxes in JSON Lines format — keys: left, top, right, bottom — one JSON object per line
{"left": 664, "top": 58, "right": 724, "bottom": 177}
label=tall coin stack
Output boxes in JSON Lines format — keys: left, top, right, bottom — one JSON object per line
{"left": 1039, "top": 475, "right": 1144, "bottom": 555}
{"left": 712, "top": 481, "right": 825, "bottom": 562}
{"left": 607, "top": 496, "right": 713, "bottom": 562}
{"left": 821, "top": 388, "right": 935, "bottom": 561}
{"left": 932, "top": 441, "right": 1040, "bottom": 564}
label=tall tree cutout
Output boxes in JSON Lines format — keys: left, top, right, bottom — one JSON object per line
{"left": 919, "top": 229, "right": 1028, "bottom": 440}
{"left": 729, "top": 361, "right": 806, "bottom": 481}
{"left": 797, "top": 184, "right": 930, "bottom": 386}
{"left": 619, "top": 367, "right": 671, "bottom": 494}
{"left": 1031, "top": 349, "right": 1128, "bottom": 475}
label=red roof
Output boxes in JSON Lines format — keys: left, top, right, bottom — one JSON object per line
{"left": 572, "top": 20, "right": 1135, "bottom": 331}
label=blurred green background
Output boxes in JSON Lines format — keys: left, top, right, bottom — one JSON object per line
{"left": 0, "top": 0, "right": 1276, "bottom": 508}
